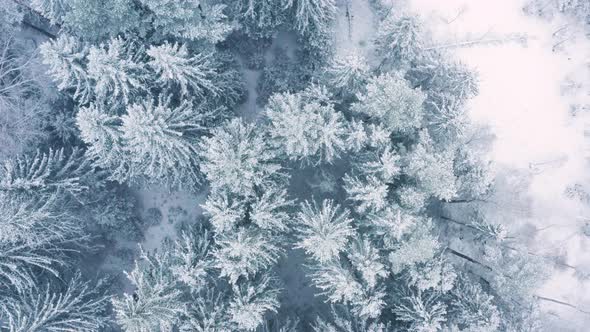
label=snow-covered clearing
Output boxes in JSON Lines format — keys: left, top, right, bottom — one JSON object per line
{"left": 334, "top": 0, "right": 377, "bottom": 57}
{"left": 138, "top": 185, "right": 208, "bottom": 251}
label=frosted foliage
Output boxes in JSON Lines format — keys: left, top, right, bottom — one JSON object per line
{"left": 40, "top": 35, "right": 91, "bottom": 102}
{"left": 360, "top": 148, "right": 400, "bottom": 182}
{"left": 0, "top": 193, "right": 81, "bottom": 292}
{"left": 393, "top": 291, "right": 447, "bottom": 332}
{"left": 295, "top": 200, "right": 354, "bottom": 263}
{"left": 375, "top": 15, "right": 423, "bottom": 66}
{"left": 408, "top": 57, "right": 478, "bottom": 103}
{"left": 229, "top": 277, "right": 280, "bottom": 331}
{"left": 170, "top": 228, "right": 211, "bottom": 291}
{"left": 121, "top": 97, "right": 203, "bottom": 187}
{"left": 265, "top": 91, "right": 347, "bottom": 164}
{"left": 312, "top": 308, "right": 389, "bottom": 332}
{"left": 348, "top": 237, "right": 388, "bottom": 289}
{"left": 397, "top": 185, "right": 428, "bottom": 212}
{"left": 213, "top": 229, "right": 282, "bottom": 284}
{"left": 87, "top": 37, "right": 145, "bottom": 103}
{"left": 367, "top": 208, "right": 417, "bottom": 243}
{"left": 0, "top": 239, "right": 62, "bottom": 293}
{"left": 455, "top": 149, "right": 494, "bottom": 199}
{"left": 311, "top": 262, "right": 363, "bottom": 303}
{"left": 31, "top": 0, "right": 69, "bottom": 24}
{"left": 147, "top": 43, "right": 219, "bottom": 97}
{"left": 62, "top": 0, "right": 141, "bottom": 41}
{"left": 451, "top": 280, "right": 500, "bottom": 332}
{"left": 427, "top": 96, "right": 468, "bottom": 144}
{"left": 346, "top": 120, "right": 369, "bottom": 153}
{"left": 354, "top": 72, "right": 426, "bottom": 133}
{"left": 0, "top": 275, "right": 108, "bottom": 332}
{"left": 389, "top": 226, "right": 439, "bottom": 274}
{"left": 288, "top": 0, "right": 337, "bottom": 33}
{"left": 236, "top": 0, "right": 285, "bottom": 38}
{"left": 352, "top": 290, "right": 387, "bottom": 319}
{"left": 202, "top": 189, "right": 245, "bottom": 233}
{"left": 324, "top": 52, "right": 370, "bottom": 95}
{"left": 368, "top": 124, "right": 391, "bottom": 148}
{"left": 484, "top": 246, "right": 550, "bottom": 302}
{"left": 250, "top": 187, "right": 292, "bottom": 232}
{"left": 200, "top": 119, "right": 281, "bottom": 196}
{"left": 76, "top": 105, "right": 129, "bottom": 182}
{"left": 179, "top": 292, "right": 232, "bottom": 332}
{"left": 0, "top": 148, "right": 93, "bottom": 196}
{"left": 112, "top": 250, "right": 185, "bottom": 332}
{"left": 0, "top": 193, "right": 54, "bottom": 244}
{"left": 408, "top": 257, "right": 457, "bottom": 292}
{"left": 138, "top": 0, "right": 232, "bottom": 42}
{"left": 343, "top": 175, "right": 388, "bottom": 213}
{"left": 406, "top": 132, "right": 457, "bottom": 201}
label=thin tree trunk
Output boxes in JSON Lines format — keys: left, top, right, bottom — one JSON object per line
{"left": 446, "top": 247, "right": 493, "bottom": 271}
{"left": 536, "top": 295, "right": 590, "bottom": 315}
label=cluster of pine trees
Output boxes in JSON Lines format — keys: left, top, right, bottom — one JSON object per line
{"left": 1, "top": 0, "right": 587, "bottom": 331}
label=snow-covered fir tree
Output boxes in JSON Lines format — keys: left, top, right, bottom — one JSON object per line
{"left": 264, "top": 87, "right": 348, "bottom": 164}
{"left": 0, "top": 274, "right": 109, "bottom": 332}
{"left": 138, "top": 0, "right": 233, "bottom": 42}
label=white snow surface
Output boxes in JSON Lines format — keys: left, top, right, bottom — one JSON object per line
{"left": 139, "top": 186, "right": 208, "bottom": 252}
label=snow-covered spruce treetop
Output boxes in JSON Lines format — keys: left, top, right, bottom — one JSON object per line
{"left": 264, "top": 86, "right": 347, "bottom": 164}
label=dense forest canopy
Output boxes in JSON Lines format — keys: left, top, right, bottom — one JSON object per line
{"left": 0, "top": 0, "right": 589, "bottom": 331}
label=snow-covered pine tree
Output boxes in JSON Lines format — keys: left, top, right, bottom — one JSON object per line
{"left": 392, "top": 288, "right": 447, "bottom": 332}
{"left": 200, "top": 118, "right": 283, "bottom": 197}
{"left": 40, "top": 35, "right": 91, "bottom": 103}
{"left": 228, "top": 275, "right": 281, "bottom": 331}
{"left": 453, "top": 146, "right": 495, "bottom": 201}
{"left": 405, "top": 131, "right": 458, "bottom": 201}
{"left": 323, "top": 52, "right": 370, "bottom": 98}
{"left": 295, "top": 199, "right": 354, "bottom": 263}
{"left": 265, "top": 87, "right": 348, "bottom": 164}
{"left": 202, "top": 188, "right": 247, "bottom": 233}
{"left": 0, "top": 147, "right": 95, "bottom": 197}
{"left": 407, "top": 53, "right": 479, "bottom": 105}
{"left": 375, "top": 15, "right": 424, "bottom": 68}
{"left": 120, "top": 96, "right": 208, "bottom": 188}
{"left": 0, "top": 273, "right": 109, "bottom": 332}
{"left": 249, "top": 186, "right": 293, "bottom": 232}
{"left": 76, "top": 104, "right": 131, "bottom": 183}
{"left": 169, "top": 226, "right": 213, "bottom": 291}
{"left": 138, "top": 0, "right": 233, "bottom": 43}
{"left": 285, "top": 0, "right": 337, "bottom": 34}
{"left": 62, "top": 0, "right": 142, "bottom": 42}
{"left": 146, "top": 42, "right": 221, "bottom": 97}
{"left": 180, "top": 290, "right": 233, "bottom": 332}
{"left": 352, "top": 72, "right": 426, "bottom": 134}
{"left": 232, "top": 0, "right": 287, "bottom": 39}
{"left": 86, "top": 37, "right": 146, "bottom": 104}
{"left": 312, "top": 305, "right": 390, "bottom": 331}
{"left": 112, "top": 248, "right": 186, "bottom": 332}
{"left": 213, "top": 228, "right": 283, "bottom": 285}
{"left": 343, "top": 174, "right": 389, "bottom": 214}
{"left": 311, "top": 255, "right": 387, "bottom": 319}
{"left": 448, "top": 276, "right": 501, "bottom": 332}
